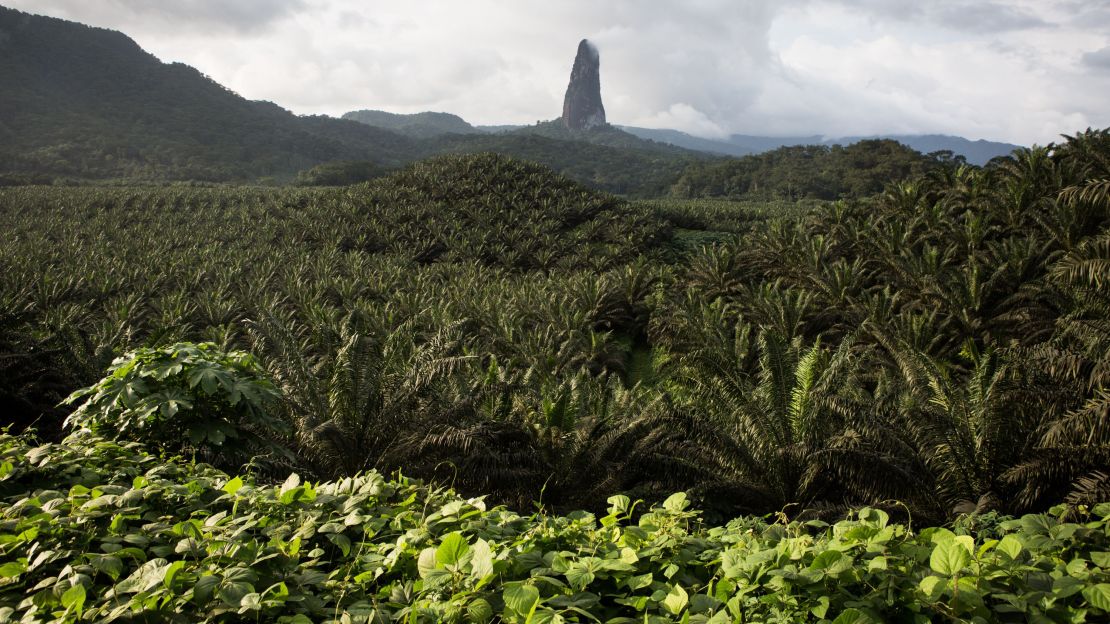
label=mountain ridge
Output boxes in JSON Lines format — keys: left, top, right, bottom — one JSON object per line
{"left": 0, "top": 5, "right": 420, "bottom": 182}
{"left": 337, "top": 109, "right": 1022, "bottom": 166}
{"left": 619, "top": 126, "right": 1022, "bottom": 166}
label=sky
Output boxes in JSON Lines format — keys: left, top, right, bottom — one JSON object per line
{"left": 8, "top": 0, "right": 1110, "bottom": 145}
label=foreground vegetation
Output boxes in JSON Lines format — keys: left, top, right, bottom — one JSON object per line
{"left": 3, "top": 431, "right": 1110, "bottom": 623}
{"left": 2, "top": 131, "right": 1110, "bottom": 527}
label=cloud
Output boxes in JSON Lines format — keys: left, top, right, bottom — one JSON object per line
{"left": 816, "top": 0, "right": 1054, "bottom": 33}
{"left": 4, "top": 0, "right": 1108, "bottom": 145}
{"left": 1083, "top": 46, "right": 1110, "bottom": 70}
{"left": 8, "top": 0, "right": 305, "bottom": 34}
{"left": 639, "top": 104, "right": 728, "bottom": 139}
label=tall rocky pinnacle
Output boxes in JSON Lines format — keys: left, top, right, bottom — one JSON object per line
{"left": 561, "top": 39, "right": 606, "bottom": 131}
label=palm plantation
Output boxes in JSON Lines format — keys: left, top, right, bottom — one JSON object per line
{"left": 2, "top": 131, "right": 1110, "bottom": 523}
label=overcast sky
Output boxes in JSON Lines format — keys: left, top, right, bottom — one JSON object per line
{"left": 9, "top": 0, "right": 1110, "bottom": 145}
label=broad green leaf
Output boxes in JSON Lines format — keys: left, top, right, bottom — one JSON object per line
{"left": 194, "top": 575, "right": 220, "bottom": 603}
{"left": 164, "top": 560, "right": 185, "bottom": 588}
{"left": 503, "top": 584, "right": 540, "bottom": 615}
{"left": 626, "top": 573, "right": 653, "bottom": 591}
{"left": 219, "top": 581, "right": 255, "bottom": 607}
{"left": 436, "top": 532, "right": 470, "bottom": 567}
{"left": 663, "top": 492, "right": 689, "bottom": 512}
{"left": 280, "top": 473, "right": 300, "bottom": 494}
{"left": 528, "top": 608, "right": 563, "bottom": 624}
{"left": 810, "top": 550, "right": 843, "bottom": 570}
{"left": 239, "top": 592, "right": 262, "bottom": 611}
{"left": 810, "top": 596, "right": 830, "bottom": 618}
{"left": 417, "top": 548, "right": 437, "bottom": 579}
{"left": 832, "top": 607, "right": 871, "bottom": 624}
{"left": 91, "top": 555, "right": 123, "bottom": 580}
{"left": 0, "top": 561, "right": 26, "bottom": 578}
{"left": 607, "top": 494, "right": 631, "bottom": 515}
{"left": 565, "top": 562, "right": 596, "bottom": 590}
{"left": 996, "top": 534, "right": 1023, "bottom": 559}
{"left": 471, "top": 539, "right": 494, "bottom": 581}
{"left": 1084, "top": 584, "right": 1110, "bottom": 611}
{"left": 919, "top": 575, "right": 945, "bottom": 601}
{"left": 930, "top": 539, "right": 971, "bottom": 576}
{"left": 468, "top": 598, "right": 494, "bottom": 623}
{"left": 662, "top": 584, "right": 688, "bottom": 615}
{"left": 61, "top": 584, "right": 86, "bottom": 614}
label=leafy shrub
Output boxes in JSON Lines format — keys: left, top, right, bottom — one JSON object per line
{"left": 62, "top": 342, "right": 287, "bottom": 460}
{"left": 1, "top": 432, "right": 1109, "bottom": 623}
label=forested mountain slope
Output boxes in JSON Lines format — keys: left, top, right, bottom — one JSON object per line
{"left": 0, "top": 7, "right": 423, "bottom": 183}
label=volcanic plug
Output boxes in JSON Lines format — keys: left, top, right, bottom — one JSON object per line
{"left": 561, "top": 39, "right": 606, "bottom": 130}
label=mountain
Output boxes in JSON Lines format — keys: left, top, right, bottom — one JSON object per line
{"left": 424, "top": 132, "right": 696, "bottom": 196}
{"left": 0, "top": 6, "right": 701, "bottom": 193}
{"left": 341, "top": 110, "right": 481, "bottom": 139}
{"left": 838, "top": 134, "right": 1022, "bottom": 166}
{"left": 672, "top": 139, "right": 940, "bottom": 200}
{"left": 0, "top": 6, "right": 418, "bottom": 183}
{"left": 620, "top": 126, "right": 1021, "bottom": 165}
{"left": 0, "top": 5, "right": 1021, "bottom": 192}
{"left": 510, "top": 120, "right": 702, "bottom": 157}
{"left": 562, "top": 39, "right": 606, "bottom": 130}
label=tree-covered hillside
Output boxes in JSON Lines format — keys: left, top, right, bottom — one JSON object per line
{"left": 342, "top": 110, "right": 482, "bottom": 139}
{"left": 1, "top": 6, "right": 956, "bottom": 200}
{"left": 0, "top": 7, "right": 421, "bottom": 183}
{"left": 0, "top": 7, "right": 704, "bottom": 194}
{"left": 425, "top": 134, "right": 696, "bottom": 196}
{"left": 671, "top": 139, "right": 940, "bottom": 200}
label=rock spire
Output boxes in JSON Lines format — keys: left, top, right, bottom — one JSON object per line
{"left": 561, "top": 39, "right": 606, "bottom": 130}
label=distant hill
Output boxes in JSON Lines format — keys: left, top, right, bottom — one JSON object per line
{"left": 620, "top": 126, "right": 1021, "bottom": 165}
{"left": 341, "top": 110, "right": 481, "bottom": 139}
{"left": 0, "top": 7, "right": 701, "bottom": 193}
{"left": 333, "top": 116, "right": 710, "bottom": 195}
{"left": 510, "top": 120, "right": 702, "bottom": 158}
{"left": 426, "top": 132, "right": 696, "bottom": 196}
{"left": 839, "top": 134, "right": 1022, "bottom": 166}
{"left": 672, "top": 139, "right": 940, "bottom": 200}
{"left": 0, "top": 5, "right": 1021, "bottom": 194}
{"left": 341, "top": 112, "right": 704, "bottom": 160}
{"left": 344, "top": 152, "right": 670, "bottom": 269}
{"left": 476, "top": 125, "right": 527, "bottom": 134}
{"left": 342, "top": 108, "right": 1020, "bottom": 167}
{"left": 0, "top": 6, "right": 419, "bottom": 183}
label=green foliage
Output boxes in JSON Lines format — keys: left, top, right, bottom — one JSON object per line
{"left": 0, "top": 8, "right": 418, "bottom": 184}
{"left": 672, "top": 139, "right": 939, "bottom": 200}
{"left": 427, "top": 132, "right": 697, "bottom": 196}
{"left": 342, "top": 110, "right": 482, "bottom": 139}
{"left": 2, "top": 432, "right": 1110, "bottom": 623}
{"left": 293, "top": 160, "right": 387, "bottom": 187}
{"left": 2, "top": 129, "right": 1110, "bottom": 521}
{"left": 0, "top": 8, "right": 699, "bottom": 193}
{"left": 62, "top": 343, "right": 287, "bottom": 463}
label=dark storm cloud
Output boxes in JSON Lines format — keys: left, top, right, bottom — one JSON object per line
{"left": 1083, "top": 46, "right": 1110, "bottom": 71}
{"left": 10, "top": 0, "right": 307, "bottom": 33}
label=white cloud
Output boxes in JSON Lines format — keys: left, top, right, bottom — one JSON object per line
{"left": 5, "top": 0, "right": 1108, "bottom": 145}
